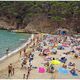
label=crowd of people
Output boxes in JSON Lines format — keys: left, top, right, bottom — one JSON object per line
{"left": 7, "top": 33, "right": 80, "bottom": 79}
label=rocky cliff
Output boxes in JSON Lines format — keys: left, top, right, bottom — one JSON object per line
{"left": 25, "top": 15, "right": 80, "bottom": 34}
{"left": 0, "top": 15, "right": 80, "bottom": 34}
{"left": 0, "top": 1, "right": 80, "bottom": 34}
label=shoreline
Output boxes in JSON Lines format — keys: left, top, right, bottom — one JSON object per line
{"left": 0, "top": 34, "right": 34, "bottom": 71}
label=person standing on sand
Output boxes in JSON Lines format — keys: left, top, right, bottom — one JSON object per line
{"left": 12, "top": 67, "right": 15, "bottom": 75}
{"left": 8, "top": 63, "right": 13, "bottom": 77}
{"left": 29, "top": 52, "right": 34, "bottom": 67}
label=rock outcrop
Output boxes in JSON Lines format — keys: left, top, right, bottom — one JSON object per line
{"left": 25, "top": 15, "right": 79, "bottom": 34}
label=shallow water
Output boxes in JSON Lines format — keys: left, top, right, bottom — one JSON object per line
{"left": 0, "top": 30, "right": 31, "bottom": 58}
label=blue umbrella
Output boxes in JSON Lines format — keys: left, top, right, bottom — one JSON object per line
{"left": 58, "top": 67, "right": 69, "bottom": 74}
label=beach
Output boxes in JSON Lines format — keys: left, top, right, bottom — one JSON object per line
{"left": 0, "top": 33, "right": 80, "bottom": 79}
{"left": 0, "top": 34, "right": 33, "bottom": 71}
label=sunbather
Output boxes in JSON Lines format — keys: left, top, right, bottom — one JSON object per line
{"left": 70, "top": 68, "right": 78, "bottom": 76}
{"left": 68, "top": 62, "right": 75, "bottom": 66}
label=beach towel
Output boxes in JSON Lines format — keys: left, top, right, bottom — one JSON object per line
{"left": 58, "top": 67, "right": 69, "bottom": 74}
{"left": 38, "top": 67, "right": 46, "bottom": 73}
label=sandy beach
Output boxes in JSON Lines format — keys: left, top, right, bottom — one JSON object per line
{"left": 0, "top": 34, "right": 80, "bottom": 79}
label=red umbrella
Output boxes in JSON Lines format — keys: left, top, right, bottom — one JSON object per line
{"left": 62, "top": 43, "right": 69, "bottom": 47}
{"left": 43, "top": 49, "right": 50, "bottom": 54}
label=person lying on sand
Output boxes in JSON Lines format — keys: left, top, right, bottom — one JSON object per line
{"left": 70, "top": 68, "right": 78, "bottom": 76}
{"left": 68, "top": 62, "right": 75, "bottom": 66}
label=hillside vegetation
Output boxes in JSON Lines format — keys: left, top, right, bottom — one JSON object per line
{"left": 0, "top": 1, "right": 80, "bottom": 33}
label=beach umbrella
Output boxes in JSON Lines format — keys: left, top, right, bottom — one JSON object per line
{"left": 44, "top": 49, "right": 50, "bottom": 53}
{"left": 58, "top": 67, "right": 69, "bottom": 74}
{"left": 51, "top": 49, "right": 57, "bottom": 52}
{"left": 45, "top": 56, "right": 52, "bottom": 59}
{"left": 50, "top": 60, "right": 61, "bottom": 65}
{"left": 62, "top": 43, "right": 69, "bottom": 47}
{"left": 43, "top": 49, "right": 50, "bottom": 55}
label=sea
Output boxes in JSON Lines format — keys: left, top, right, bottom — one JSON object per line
{"left": 0, "top": 30, "right": 31, "bottom": 58}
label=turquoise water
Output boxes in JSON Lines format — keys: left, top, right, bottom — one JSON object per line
{"left": 0, "top": 30, "right": 31, "bottom": 58}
